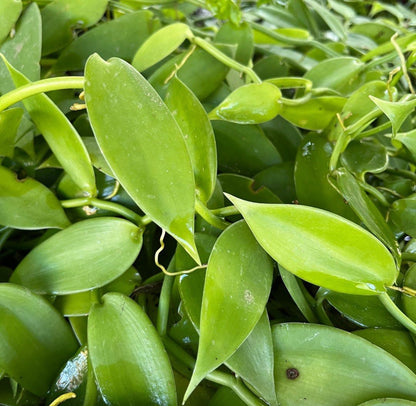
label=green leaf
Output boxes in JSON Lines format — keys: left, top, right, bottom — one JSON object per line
{"left": 358, "top": 400, "right": 416, "bottom": 406}
{"left": 227, "top": 195, "right": 397, "bottom": 295}
{"left": 2, "top": 57, "right": 97, "bottom": 196}
{"left": 53, "top": 11, "right": 159, "bottom": 73}
{"left": 395, "top": 129, "right": 416, "bottom": 161}
{"left": 336, "top": 167, "right": 399, "bottom": 259}
{"left": 402, "top": 263, "right": 416, "bottom": 323}
{"left": 206, "top": 0, "right": 242, "bottom": 26}
{"left": 341, "top": 141, "right": 388, "bottom": 176}
{"left": 280, "top": 96, "right": 346, "bottom": 131}
{"left": 213, "top": 121, "right": 282, "bottom": 177}
{"left": 85, "top": 54, "right": 199, "bottom": 263}
{"left": 273, "top": 323, "right": 416, "bottom": 405}
{"left": 304, "top": 57, "right": 364, "bottom": 95}
{"left": 132, "top": 23, "right": 192, "bottom": 72}
{"left": 185, "top": 220, "right": 273, "bottom": 400}
{"left": 0, "top": 0, "right": 22, "bottom": 45}
{"left": 0, "top": 165, "right": 70, "bottom": 229}
{"left": 215, "top": 22, "right": 254, "bottom": 65}
{"left": 318, "top": 288, "right": 402, "bottom": 328}
{"left": 353, "top": 329, "right": 416, "bottom": 373}
{"left": 208, "top": 82, "right": 282, "bottom": 124}
{"left": 390, "top": 198, "right": 416, "bottom": 239}
{"left": 88, "top": 292, "right": 177, "bottom": 405}
{"left": 165, "top": 77, "right": 217, "bottom": 203}
{"left": 11, "top": 217, "right": 143, "bottom": 294}
{"left": 370, "top": 96, "right": 416, "bottom": 137}
{"left": 41, "top": 0, "right": 109, "bottom": 55}
{"left": 0, "top": 107, "right": 23, "bottom": 157}
{"left": 0, "top": 283, "right": 78, "bottom": 396}
{"left": 177, "top": 234, "right": 277, "bottom": 405}
{"left": 0, "top": 3, "right": 41, "bottom": 94}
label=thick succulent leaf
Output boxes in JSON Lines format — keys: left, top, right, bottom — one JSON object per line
{"left": 227, "top": 195, "right": 397, "bottom": 295}
{"left": 85, "top": 54, "right": 199, "bottom": 263}
{"left": 0, "top": 0, "right": 22, "bottom": 45}
{"left": 165, "top": 77, "right": 217, "bottom": 203}
{"left": 0, "top": 283, "right": 78, "bottom": 396}
{"left": 53, "top": 11, "right": 159, "bottom": 73}
{"left": 0, "top": 107, "right": 23, "bottom": 157}
{"left": 273, "top": 323, "right": 416, "bottom": 405}
{"left": 11, "top": 217, "right": 142, "bottom": 294}
{"left": 0, "top": 166, "right": 70, "bottom": 230}
{"left": 132, "top": 23, "right": 192, "bottom": 72}
{"left": 390, "top": 198, "right": 416, "bottom": 239}
{"left": 358, "top": 399, "right": 416, "bottom": 405}
{"left": 185, "top": 220, "right": 273, "bottom": 400}
{"left": 208, "top": 82, "right": 282, "bottom": 124}
{"left": 336, "top": 167, "right": 399, "bottom": 259}
{"left": 41, "top": 0, "right": 109, "bottom": 55}
{"left": 2, "top": 57, "right": 96, "bottom": 196}
{"left": 88, "top": 292, "right": 177, "bottom": 406}
{"left": 0, "top": 3, "right": 40, "bottom": 95}
{"left": 353, "top": 329, "right": 416, "bottom": 373}
{"left": 402, "top": 263, "right": 416, "bottom": 323}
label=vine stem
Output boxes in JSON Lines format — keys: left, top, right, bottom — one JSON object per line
{"left": 211, "top": 205, "right": 240, "bottom": 217}
{"left": 162, "top": 336, "right": 266, "bottom": 406}
{"left": 379, "top": 291, "right": 416, "bottom": 334}
{"left": 156, "top": 274, "right": 175, "bottom": 336}
{"left": 195, "top": 199, "right": 230, "bottom": 230}
{"left": 190, "top": 36, "right": 262, "bottom": 84}
{"left": 402, "top": 252, "right": 416, "bottom": 262}
{"left": 60, "top": 197, "right": 145, "bottom": 226}
{"left": 0, "top": 76, "right": 84, "bottom": 112}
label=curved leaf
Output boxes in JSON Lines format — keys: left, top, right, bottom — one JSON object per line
{"left": 0, "top": 283, "right": 78, "bottom": 396}
{"left": 132, "top": 23, "right": 192, "bottom": 72}
{"left": 185, "top": 220, "right": 273, "bottom": 400}
{"left": 273, "top": 323, "right": 416, "bottom": 405}
{"left": 2, "top": 56, "right": 96, "bottom": 196}
{"left": 165, "top": 77, "right": 217, "bottom": 203}
{"left": 0, "top": 165, "right": 70, "bottom": 229}
{"left": 11, "top": 217, "right": 142, "bottom": 294}
{"left": 358, "top": 399, "right": 416, "bottom": 406}
{"left": 85, "top": 54, "right": 199, "bottom": 263}
{"left": 208, "top": 82, "right": 282, "bottom": 124}
{"left": 0, "top": 0, "right": 22, "bottom": 45}
{"left": 0, "top": 107, "right": 23, "bottom": 157}
{"left": 88, "top": 292, "right": 176, "bottom": 405}
{"left": 227, "top": 195, "right": 397, "bottom": 295}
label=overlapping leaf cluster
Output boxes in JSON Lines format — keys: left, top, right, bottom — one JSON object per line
{"left": 2, "top": 1, "right": 416, "bottom": 405}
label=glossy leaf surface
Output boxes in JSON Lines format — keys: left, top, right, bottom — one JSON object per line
{"left": 358, "top": 400, "right": 416, "bottom": 406}
{"left": 2, "top": 57, "right": 96, "bottom": 196}
{"left": 353, "top": 329, "right": 416, "bottom": 372}
{"left": 0, "top": 0, "right": 22, "bottom": 45}
{"left": 53, "top": 11, "right": 158, "bottom": 73}
{"left": 0, "top": 283, "right": 78, "bottom": 396}
{"left": 0, "top": 165, "right": 70, "bottom": 229}
{"left": 132, "top": 23, "right": 192, "bottom": 72}
{"left": 402, "top": 263, "right": 416, "bottom": 322}
{"left": 0, "top": 3, "right": 41, "bottom": 94}
{"left": 0, "top": 107, "right": 23, "bottom": 157}
{"left": 11, "top": 217, "right": 142, "bottom": 294}
{"left": 228, "top": 195, "right": 397, "bottom": 295}
{"left": 185, "top": 220, "right": 274, "bottom": 400}
{"left": 336, "top": 167, "right": 398, "bottom": 258}
{"left": 88, "top": 292, "right": 176, "bottom": 406}
{"left": 165, "top": 77, "right": 217, "bottom": 203}
{"left": 390, "top": 198, "right": 416, "bottom": 239}
{"left": 280, "top": 96, "right": 345, "bottom": 131}
{"left": 273, "top": 323, "right": 416, "bottom": 405}
{"left": 41, "top": 0, "right": 108, "bottom": 55}
{"left": 208, "top": 82, "right": 282, "bottom": 124}
{"left": 85, "top": 54, "right": 199, "bottom": 263}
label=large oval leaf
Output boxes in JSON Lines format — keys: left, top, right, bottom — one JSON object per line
{"left": 227, "top": 195, "right": 397, "bottom": 295}
{"left": 0, "top": 165, "right": 70, "bottom": 229}
{"left": 165, "top": 77, "right": 217, "bottom": 203}
{"left": 88, "top": 292, "right": 176, "bottom": 405}
{"left": 273, "top": 323, "right": 416, "bottom": 405}
{"left": 2, "top": 57, "right": 96, "bottom": 196}
{"left": 185, "top": 220, "right": 273, "bottom": 400}
{"left": 85, "top": 54, "right": 199, "bottom": 263}
{"left": 0, "top": 283, "right": 78, "bottom": 396}
{"left": 11, "top": 217, "right": 142, "bottom": 294}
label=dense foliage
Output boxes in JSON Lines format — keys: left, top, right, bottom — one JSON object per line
{"left": 2, "top": 0, "right": 416, "bottom": 405}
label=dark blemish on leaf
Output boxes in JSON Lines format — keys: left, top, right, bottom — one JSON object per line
{"left": 292, "top": 200, "right": 299, "bottom": 205}
{"left": 286, "top": 368, "right": 299, "bottom": 379}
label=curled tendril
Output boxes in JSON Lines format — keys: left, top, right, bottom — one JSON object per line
{"left": 154, "top": 229, "right": 206, "bottom": 276}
